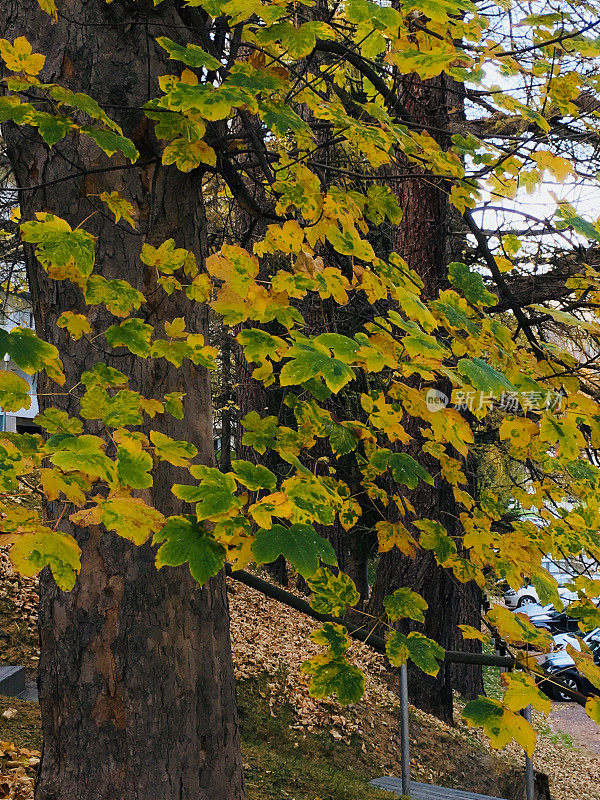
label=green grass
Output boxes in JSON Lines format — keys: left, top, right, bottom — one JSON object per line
{"left": 536, "top": 720, "right": 574, "bottom": 749}
{"left": 238, "top": 675, "right": 396, "bottom": 800}
{"left": 0, "top": 695, "right": 42, "bottom": 750}
{"left": 0, "top": 680, "right": 396, "bottom": 799}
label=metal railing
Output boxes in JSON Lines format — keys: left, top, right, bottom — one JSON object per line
{"left": 228, "top": 566, "right": 585, "bottom": 800}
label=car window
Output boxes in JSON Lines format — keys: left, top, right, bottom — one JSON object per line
{"left": 590, "top": 639, "right": 600, "bottom": 663}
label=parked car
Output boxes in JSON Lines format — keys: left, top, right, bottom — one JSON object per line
{"left": 553, "top": 627, "right": 600, "bottom": 652}
{"left": 538, "top": 629, "right": 600, "bottom": 701}
{"left": 503, "top": 584, "right": 577, "bottom": 610}
{"left": 527, "top": 608, "right": 581, "bottom": 636}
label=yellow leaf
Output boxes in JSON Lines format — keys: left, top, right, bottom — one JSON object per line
{"left": 458, "top": 625, "right": 490, "bottom": 643}
{"left": 98, "top": 191, "right": 136, "bottom": 228}
{"left": 375, "top": 520, "right": 419, "bottom": 556}
{"left": 57, "top": 312, "right": 92, "bottom": 340}
{"left": 585, "top": 696, "right": 600, "bottom": 724}
{"left": 531, "top": 151, "right": 573, "bottom": 181}
{"left": 501, "top": 672, "right": 551, "bottom": 715}
{"left": 164, "top": 317, "right": 187, "bottom": 338}
{"left": 36, "top": 0, "right": 58, "bottom": 19}
{"left": 0, "top": 37, "right": 45, "bottom": 76}
{"left": 499, "top": 417, "right": 538, "bottom": 449}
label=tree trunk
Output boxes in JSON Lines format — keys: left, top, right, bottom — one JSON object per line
{"left": 369, "top": 73, "right": 483, "bottom": 721}
{"left": 2, "top": 2, "right": 246, "bottom": 797}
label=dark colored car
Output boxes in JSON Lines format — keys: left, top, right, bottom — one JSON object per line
{"left": 527, "top": 608, "right": 581, "bottom": 636}
{"left": 538, "top": 631, "right": 600, "bottom": 701}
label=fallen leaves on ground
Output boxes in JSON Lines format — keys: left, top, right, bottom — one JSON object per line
{"left": 0, "top": 742, "right": 39, "bottom": 800}
{"left": 2, "top": 551, "right": 600, "bottom": 800}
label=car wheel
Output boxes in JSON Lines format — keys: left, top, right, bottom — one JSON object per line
{"left": 517, "top": 595, "right": 536, "bottom": 607}
{"left": 554, "top": 675, "right": 579, "bottom": 702}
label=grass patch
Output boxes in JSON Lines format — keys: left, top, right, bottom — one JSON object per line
{"left": 0, "top": 696, "right": 41, "bottom": 750}
{"left": 1, "top": 679, "right": 396, "bottom": 799}
{"left": 238, "top": 676, "right": 395, "bottom": 800}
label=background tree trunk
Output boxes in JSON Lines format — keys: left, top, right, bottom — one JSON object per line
{"left": 369, "top": 72, "right": 483, "bottom": 722}
{"left": 2, "top": 1, "right": 246, "bottom": 797}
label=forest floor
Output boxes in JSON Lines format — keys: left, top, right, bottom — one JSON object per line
{"left": 1, "top": 551, "right": 599, "bottom": 800}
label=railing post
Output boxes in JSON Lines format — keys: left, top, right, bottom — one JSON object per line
{"left": 399, "top": 663, "right": 411, "bottom": 797}
{"left": 523, "top": 705, "right": 535, "bottom": 800}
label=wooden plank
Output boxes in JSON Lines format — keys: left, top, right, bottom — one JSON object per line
{"left": 369, "top": 777, "right": 508, "bottom": 800}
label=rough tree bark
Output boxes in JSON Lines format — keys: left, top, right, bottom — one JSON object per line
{"left": 2, "top": 2, "right": 246, "bottom": 798}
{"left": 368, "top": 72, "right": 483, "bottom": 722}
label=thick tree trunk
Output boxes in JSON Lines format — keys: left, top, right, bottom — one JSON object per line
{"left": 369, "top": 73, "right": 483, "bottom": 721}
{"left": 2, "top": 2, "right": 246, "bottom": 798}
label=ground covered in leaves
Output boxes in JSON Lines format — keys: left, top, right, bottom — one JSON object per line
{"left": 1, "top": 552, "right": 600, "bottom": 799}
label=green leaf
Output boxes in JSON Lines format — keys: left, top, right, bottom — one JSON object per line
{"left": 153, "top": 515, "right": 226, "bottom": 586}
{"left": 79, "top": 387, "right": 143, "bottom": 427}
{"left": 259, "top": 99, "right": 311, "bottom": 139}
{"left": 49, "top": 435, "right": 115, "bottom": 483}
{"left": 105, "top": 318, "right": 153, "bottom": 357}
{"left": 34, "top": 408, "right": 83, "bottom": 434}
{"left": 301, "top": 652, "right": 365, "bottom": 705}
{"left": 310, "top": 621, "right": 352, "bottom": 654}
{"left": 252, "top": 523, "right": 336, "bottom": 578}
{"left": 30, "top": 111, "right": 74, "bottom": 146}
{"left": 163, "top": 391, "right": 185, "bottom": 419}
{"left": 448, "top": 262, "right": 497, "bottom": 306}
{"left": 386, "top": 630, "right": 445, "bottom": 675}
{"left": 0, "top": 371, "right": 31, "bottom": 412}
{"left": 150, "top": 430, "right": 198, "bottom": 466}
{"left": 0, "top": 327, "right": 64, "bottom": 383}
{"left": 173, "top": 465, "right": 240, "bottom": 520}
{"left": 462, "top": 696, "right": 536, "bottom": 755}
{"left": 85, "top": 275, "right": 145, "bottom": 318}
{"left": 280, "top": 341, "right": 355, "bottom": 393}
{"left": 80, "top": 363, "right": 128, "bottom": 389}
{"left": 308, "top": 568, "right": 360, "bottom": 617}
{"left": 9, "top": 529, "right": 81, "bottom": 591}
{"left": 150, "top": 338, "right": 192, "bottom": 367}
{"left": 116, "top": 446, "right": 153, "bottom": 489}
{"left": 155, "top": 36, "right": 222, "bottom": 70}
{"left": 457, "top": 357, "right": 515, "bottom": 394}
{"left": 415, "top": 519, "right": 457, "bottom": 565}
{"left": 230, "top": 460, "right": 277, "bottom": 492}
{"left": 80, "top": 125, "right": 139, "bottom": 162}
{"left": 241, "top": 411, "right": 280, "bottom": 454}
{"left": 384, "top": 587, "right": 428, "bottom": 623}
{"left": 322, "top": 418, "right": 358, "bottom": 456}
{"left": 236, "top": 328, "right": 287, "bottom": 363}
{"left": 0, "top": 95, "right": 34, "bottom": 125}
{"left": 21, "top": 213, "right": 96, "bottom": 280}
{"left": 402, "top": 331, "right": 447, "bottom": 359}
{"left": 365, "top": 185, "right": 403, "bottom": 225}
{"left": 389, "top": 453, "right": 433, "bottom": 489}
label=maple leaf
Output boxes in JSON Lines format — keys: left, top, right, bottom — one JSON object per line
{"left": 9, "top": 528, "right": 81, "bottom": 591}
{"left": 384, "top": 587, "right": 428, "bottom": 623}
{"left": 252, "top": 523, "right": 336, "bottom": 578}
{"left": 153, "top": 515, "right": 226, "bottom": 586}
{"left": 308, "top": 568, "right": 360, "bottom": 617}
{"left": 386, "top": 630, "right": 445, "bottom": 675}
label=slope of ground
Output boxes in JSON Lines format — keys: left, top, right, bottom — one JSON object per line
{"left": 1, "top": 552, "right": 600, "bottom": 800}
